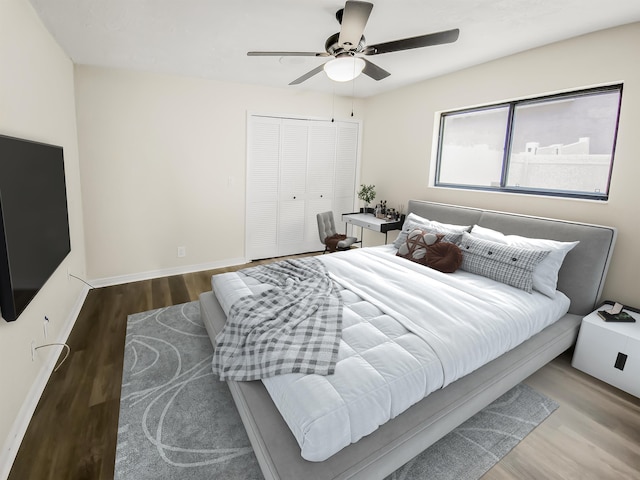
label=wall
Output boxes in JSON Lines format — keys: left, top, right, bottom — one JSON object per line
{"left": 0, "top": 0, "right": 87, "bottom": 475}
{"left": 361, "top": 22, "right": 640, "bottom": 306}
{"left": 74, "top": 66, "right": 363, "bottom": 283}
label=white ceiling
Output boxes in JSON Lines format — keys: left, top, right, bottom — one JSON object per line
{"left": 29, "top": 0, "right": 640, "bottom": 98}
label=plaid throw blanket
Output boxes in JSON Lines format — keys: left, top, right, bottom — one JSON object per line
{"left": 212, "top": 257, "right": 343, "bottom": 381}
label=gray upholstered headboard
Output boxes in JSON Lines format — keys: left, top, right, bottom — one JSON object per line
{"left": 407, "top": 200, "right": 617, "bottom": 316}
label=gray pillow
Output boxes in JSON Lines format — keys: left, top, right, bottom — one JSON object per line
{"left": 458, "top": 232, "right": 550, "bottom": 293}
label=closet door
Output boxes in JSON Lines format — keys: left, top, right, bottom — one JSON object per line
{"left": 246, "top": 117, "right": 281, "bottom": 260}
{"left": 246, "top": 116, "right": 359, "bottom": 260}
{"left": 304, "top": 122, "right": 336, "bottom": 252}
{"left": 278, "top": 120, "right": 309, "bottom": 257}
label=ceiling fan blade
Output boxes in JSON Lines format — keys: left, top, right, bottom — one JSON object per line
{"left": 364, "top": 28, "right": 460, "bottom": 55}
{"left": 362, "top": 59, "right": 390, "bottom": 81}
{"left": 338, "top": 1, "right": 373, "bottom": 50}
{"left": 248, "top": 51, "right": 329, "bottom": 57}
{"left": 289, "top": 64, "right": 327, "bottom": 85}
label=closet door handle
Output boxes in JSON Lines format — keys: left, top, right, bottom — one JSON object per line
{"left": 320, "top": 194, "right": 323, "bottom": 198}
{"left": 293, "top": 196, "right": 296, "bottom": 199}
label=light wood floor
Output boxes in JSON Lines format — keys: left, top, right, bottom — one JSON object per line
{"left": 8, "top": 255, "right": 640, "bottom": 479}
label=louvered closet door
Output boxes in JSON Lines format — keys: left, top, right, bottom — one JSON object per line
{"left": 246, "top": 116, "right": 359, "bottom": 260}
{"left": 278, "top": 120, "right": 309, "bottom": 257}
{"left": 246, "top": 117, "right": 281, "bottom": 260}
{"left": 304, "top": 121, "right": 336, "bottom": 252}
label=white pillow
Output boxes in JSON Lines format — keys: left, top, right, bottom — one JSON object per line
{"left": 393, "top": 212, "right": 470, "bottom": 248}
{"left": 470, "top": 225, "right": 579, "bottom": 297}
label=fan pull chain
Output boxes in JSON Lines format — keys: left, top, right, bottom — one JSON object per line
{"left": 331, "top": 85, "right": 336, "bottom": 122}
{"left": 351, "top": 67, "right": 356, "bottom": 117}
{"left": 350, "top": 58, "right": 358, "bottom": 117}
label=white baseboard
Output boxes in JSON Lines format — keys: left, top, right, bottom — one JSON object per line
{"left": 0, "top": 285, "right": 90, "bottom": 480}
{"left": 89, "top": 257, "right": 248, "bottom": 288}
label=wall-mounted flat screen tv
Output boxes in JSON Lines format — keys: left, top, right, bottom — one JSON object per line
{"left": 0, "top": 134, "right": 71, "bottom": 322}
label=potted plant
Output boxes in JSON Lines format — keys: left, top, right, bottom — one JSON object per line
{"left": 357, "top": 184, "right": 376, "bottom": 214}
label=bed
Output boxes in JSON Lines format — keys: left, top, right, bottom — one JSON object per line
{"left": 199, "top": 200, "right": 617, "bottom": 480}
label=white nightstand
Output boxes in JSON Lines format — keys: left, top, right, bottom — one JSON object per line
{"left": 572, "top": 304, "right": 640, "bottom": 398}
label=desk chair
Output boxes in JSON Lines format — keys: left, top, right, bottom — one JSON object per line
{"left": 317, "top": 211, "right": 357, "bottom": 253}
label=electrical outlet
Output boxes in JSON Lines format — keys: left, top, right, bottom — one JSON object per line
{"left": 43, "top": 316, "right": 49, "bottom": 339}
{"left": 31, "top": 341, "right": 36, "bottom": 362}
{"left": 177, "top": 246, "right": 186, "bottom": 258}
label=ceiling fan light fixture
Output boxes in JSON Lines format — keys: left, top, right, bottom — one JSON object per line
{"left": 324, "top": 57, "right": 365, "bottom": 82}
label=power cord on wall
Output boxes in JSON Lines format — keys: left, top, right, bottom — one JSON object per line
{"left": 34, "top": 343, "right": 70, "bottom": 372}
{"left": 28, "top": 271, "right": 91, "bottom": 374}
{"left": 34, "top": 271, "right": 94, "bottom": 374}
{"left": 69, "top": 273, "right": 95, "bottom": 289}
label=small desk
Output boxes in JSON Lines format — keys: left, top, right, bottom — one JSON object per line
{"left": 342, "top": 212, "right": 403, "bottom": 245}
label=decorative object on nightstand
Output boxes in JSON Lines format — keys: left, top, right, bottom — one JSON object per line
{"left": 357, "top": 184, "right": 376, "bottom": 214}
{"left": 572, "top": 301, "right": 640, "bottom": 398}
{"left": 597, "top": 302, "right": 636, "bottom": 322}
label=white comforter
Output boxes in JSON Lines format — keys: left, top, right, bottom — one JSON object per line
{"left": 212, "top": 246, "right": 570, "bottom": 461}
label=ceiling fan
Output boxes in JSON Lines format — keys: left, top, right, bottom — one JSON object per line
{"left": 247, "top": 1, "right": 460, "bottom": 85}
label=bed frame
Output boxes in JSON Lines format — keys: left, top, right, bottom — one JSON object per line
{"left": 199, "top": 200, "right": 617, "bottom": 480}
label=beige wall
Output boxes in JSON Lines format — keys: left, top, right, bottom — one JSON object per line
{"left": 361, "top": 22, "right": 640, "bottom": 306}
{"left": 0, "top": 0, "right": 87, "bottom": 472}
{"left": 74, "top": 66, "right": 363, "bottom": 282}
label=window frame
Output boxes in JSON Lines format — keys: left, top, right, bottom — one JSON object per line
{"left": 434, "top": 84, "right": 623, "bottom": 201}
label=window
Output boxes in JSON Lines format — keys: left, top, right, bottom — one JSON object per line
{"left": 435, "top": 85, "right": 622, "bottom": 200}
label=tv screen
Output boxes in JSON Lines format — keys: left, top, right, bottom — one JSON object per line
{"left": 0, "top": 134, "right": 71, "bottom": 322}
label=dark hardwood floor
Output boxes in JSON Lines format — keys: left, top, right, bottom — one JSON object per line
{"left": 8, "top": 257, "right": 640, "bottom": 479}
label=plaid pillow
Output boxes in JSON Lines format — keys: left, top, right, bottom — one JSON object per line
{"left": 459, "top": 232, "right": 549, "bottom": 292}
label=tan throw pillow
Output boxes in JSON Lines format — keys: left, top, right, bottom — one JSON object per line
{"left": 396, "top": 229, "right": 441, "bottom": 264}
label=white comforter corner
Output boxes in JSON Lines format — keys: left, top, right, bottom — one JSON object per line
{"left": 212, "top": 247, "right": 569, "bottom": 461}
